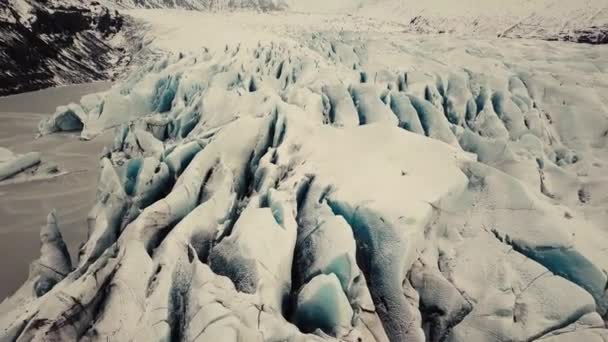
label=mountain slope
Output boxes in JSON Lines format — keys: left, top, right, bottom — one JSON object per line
{"left": 0, "top": 0, "right": 124, "bottom": 96}
{"left": 110, "top": 0, "right": 286, "bottom": 11}
{"left": 287, "top": 0, "right": 608, "bottom": 43}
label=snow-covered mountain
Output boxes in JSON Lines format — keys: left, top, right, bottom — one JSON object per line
{"left": 286, "top": 0, "right": 608, "bottom": 43}
{"left": 0, "top": 0, "right": 124, "bottom": 95}
{"left": 104, "top": 0, "right": 607, "bottom": 44}
{"left": 110, "top": 0, "right": 287, "bottom": 11}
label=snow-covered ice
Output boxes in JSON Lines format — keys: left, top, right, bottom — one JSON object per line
{"left": 0, "top": 147, "right": 41, "bottom": 181}
{"left": 3, "top": 3, "right": 608, "bottom": 342}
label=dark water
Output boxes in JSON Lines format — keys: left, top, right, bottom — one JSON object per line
{"left": 0, "top": 82, "right": 113, "bottom": 300}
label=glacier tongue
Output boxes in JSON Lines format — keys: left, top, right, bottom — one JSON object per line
{"left": 4, "top": 10, "right": 608, "bottom": 341}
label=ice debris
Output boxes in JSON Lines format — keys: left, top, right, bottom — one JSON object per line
{"left": 0, "top": 147, "right": 41, "bottom": 181}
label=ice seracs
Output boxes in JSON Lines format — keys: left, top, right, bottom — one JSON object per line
{"left": 293, "top": 273, "right": 353, "bottom": 335}
{"left": 3, "top": 6, "right": 608, "bottom": 342}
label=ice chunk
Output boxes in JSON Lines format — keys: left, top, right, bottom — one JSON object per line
{"left": 152, "top": 74, "right": 181, "bottom": 113}
{"left": 38, "top": 103, "right": 86, "bottom": 135}
{"left": 389, "top": 92, "right": 425, "bottom": 135}
{"left": 78, "top": 157, "right": 128, "bottom": 266}
{"left": 285, "top": 87, "right": 327, "bottom": 125}
{"left": 36, "top": 211, "right": 72, "bottom": 289}
{"left": 209, "top": 205, "right": 297, "bottom": 311}
{"left": 164, "top": 140, "right": 204, "bottom": 176}
{"left": 402, "top": 71, "right": 441, "bottom": 106}
{"left": 445, "top": 234, "right": 600, "bottom": 342}
{"left": 410, "top": 261, "right": 472, "bottom": 341}
{"left": 120, "top": 157, "right": 172, "bottom": 228}
{"left": 349, "top": 84, "right": 398, "bottom": 125}
{"left": 293, "top": 273, "right": 353, "bottom": 335}
{"left": 491, "top": 91, "right": 528, "bottom": 139}
{"left": 297, "top": 216, "right": 358, "bottom": 292}
{"left": 512, "top": 244, "right": 608, "bottom": 315}
{"left": 0, "top": 147, "right": 15, "bottom": 162}
{"left": 322, "top": 84, "right": 359, "bottom": 127}
{"left": 470, "top": 88, "right": 509, "bottom": 139}
{"left": 121, "top": 127, "right": 165, "bottom": 159}
{"left": 408, "top": 95, "right": 459, "bottom": 146}
{"left": 444, "top": 72, "right": 472, "bottom": 125}
{"left": 0, "top": 150, "right": 41, "bottom": 181}
{"left": 325, "top": 201, "right": 428, "bottom": 342}
{"left": 144, "top": 114, "right": 173, "bottom": 140}
{"left": 537, "top": 312, "right": 608, "bottom": 341}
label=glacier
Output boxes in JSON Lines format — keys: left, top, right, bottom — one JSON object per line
{"left": 3, "top": 5, "right": 608, "bottom": 342}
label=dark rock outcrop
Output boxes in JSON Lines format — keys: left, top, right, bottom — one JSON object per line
{"left": 0, "top": 0, "right": 124, "bottom": 96}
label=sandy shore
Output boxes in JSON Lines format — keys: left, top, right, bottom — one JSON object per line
{"left": 0, "top": 82, "right": 112, "bottom": 300}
